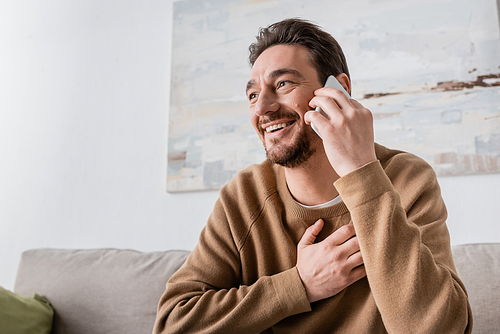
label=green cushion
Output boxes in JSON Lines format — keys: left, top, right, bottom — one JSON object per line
{"left": 0, "top": 286, "right": 53, "bottom": 334}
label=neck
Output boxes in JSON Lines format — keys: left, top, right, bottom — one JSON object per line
{"left": 284, "top": 148, "right": 340, "bottom": 206}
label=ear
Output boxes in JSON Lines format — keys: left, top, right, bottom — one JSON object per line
{"left": 335, "top": 73, "right": 351, "bottom": 95}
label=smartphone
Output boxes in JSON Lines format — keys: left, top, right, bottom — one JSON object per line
{"left": 311, "top": 75, "right": 351, "bottom": 138}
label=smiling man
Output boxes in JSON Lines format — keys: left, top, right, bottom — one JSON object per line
{"left": 154, "top": 19, "right": 472, "bottom": 333}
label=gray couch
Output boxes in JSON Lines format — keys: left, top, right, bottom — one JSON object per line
{"left": 14, "top": 244, "right": 500, "bottom": 333}
{"left": 14, "top": 249, "right": 189, "bottom": 334}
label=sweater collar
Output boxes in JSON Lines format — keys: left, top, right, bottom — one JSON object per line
{"left": 272, "top": 163, "right": 350, "bottom": 221}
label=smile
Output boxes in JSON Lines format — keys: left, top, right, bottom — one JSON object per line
{"left": 265, "top": 122, "right": 293, "bottom": 133}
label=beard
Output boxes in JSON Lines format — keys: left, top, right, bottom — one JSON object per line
{"left": 259, "top": 112, "right": 316, "bottom": 168}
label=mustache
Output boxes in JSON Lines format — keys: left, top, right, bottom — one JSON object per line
{"left": 257, "top": 111, "right": 300, "bottom": 128}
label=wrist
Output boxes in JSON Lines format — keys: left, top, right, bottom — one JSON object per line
{"left": 336, "top": 158, "right": 377, "bottom": 178}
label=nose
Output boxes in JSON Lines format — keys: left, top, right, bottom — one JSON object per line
{"left": 254, "top": 89, "right": 279, "bottom": 117}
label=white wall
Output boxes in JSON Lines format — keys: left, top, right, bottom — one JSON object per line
{"left": 0, "top": 0, "right": 219, "bottom": 290}
{"left": 1, "top": 0, "right": 499, "bottom": 291}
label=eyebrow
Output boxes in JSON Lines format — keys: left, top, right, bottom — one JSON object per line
{"left": 246, "top": 68, "right": 305, "bottom": 95}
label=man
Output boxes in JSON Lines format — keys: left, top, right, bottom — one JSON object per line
{"left": 154, "top": 18, "right": 472, "bottom": 333}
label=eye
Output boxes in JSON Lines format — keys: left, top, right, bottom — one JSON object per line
{"left": 278, "top": 80, "right": 289, "bottom": 88}
{"left": 248, "top": 92, "right": 258, "bottom": 101}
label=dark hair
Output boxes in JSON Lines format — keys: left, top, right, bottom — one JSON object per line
{"left": 248, "top": 18, "right": 350, "bottom": 85}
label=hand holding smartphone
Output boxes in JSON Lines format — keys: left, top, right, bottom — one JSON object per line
{"left": 311, "top": 75, "right": 351, "bottom": 139}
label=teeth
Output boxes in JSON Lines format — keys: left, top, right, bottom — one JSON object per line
{"left": 266, "top": 123, "right": 289, "bottom": 133}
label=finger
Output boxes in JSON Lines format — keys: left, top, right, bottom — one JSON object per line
{"left": 308, "top": 96, "right": 354, "bottom": 131}
{"left": 337, "top": 236, "right": 361, "bottom": 258}
{"left": 308, "top": 95, "right": 342, "bottom": 117}
{"left": 314, "top": 88, "right": 352, "bottom": 109}
{"left": 304, "top": 109, "right": 330, "bottom": 127}
{"left": 298, "top": 219, "right": 324, "bottom": 249}
{"left": 332, "top": 235, "right": 361, "bottom": 264}
{"left": 315, "top": 87, "right": 351, "bottom": 102}
{"left": 348, "top": 98, "right": 363, "bottom": 108}
{"left": 323, "top": 224, "right": 356, "bottom": 246}
{"left": 346, "top": 250, "right": 364, "bottom": 269}
{"left": 349, "top": 265, "right": 367, "bottom": 283}
{"left": 348, "top": 99, "right": 374, "bottom": 123}
{"left": 342, "top": 234, "right": 360, "bottom": 251}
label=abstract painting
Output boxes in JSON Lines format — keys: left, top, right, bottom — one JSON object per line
{"left": 167, "top": 0, "right": 500, "bottom": 192}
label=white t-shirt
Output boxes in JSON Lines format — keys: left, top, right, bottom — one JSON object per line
{"left": 296, "top": 195, "right": 342, "bottom": 209}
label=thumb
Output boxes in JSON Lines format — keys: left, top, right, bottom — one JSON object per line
{"left": 298, "top": 219, "right": 324, "bottom": 249}
{"left": 304, "top": 110, "right": 314, "bottom": 125}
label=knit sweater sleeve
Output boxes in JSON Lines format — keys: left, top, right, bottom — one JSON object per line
{"left": 153, "top": 186, "right": 311, "bottom": 333}
{"left": 334, "top": 157, "right": 472, "bottom": 333}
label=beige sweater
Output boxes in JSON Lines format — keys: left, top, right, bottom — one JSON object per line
{"left": 154, "top": 144, "right": 472, "bottom": 333}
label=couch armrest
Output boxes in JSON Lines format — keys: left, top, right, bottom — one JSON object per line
{"left": 452, "top": 243, "right": 500, "bottom": 334}
{"left": 14, "top": 248, "right": 189, "bottom": 334}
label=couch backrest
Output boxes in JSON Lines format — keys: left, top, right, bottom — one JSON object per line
{"left": 15, "top": 245, "right": 498, "bottom": 333}
{"left": 452, "top": 243, "right": 500, "bottom": 334}
{"left": 14, "top": 248, "right": 190, "bottom": 334}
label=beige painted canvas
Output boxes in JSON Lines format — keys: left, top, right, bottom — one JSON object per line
{"left": 167, "top": 0, "right": 500, "bottom": 192}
